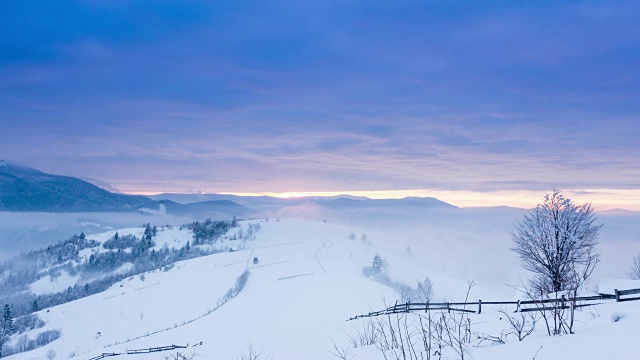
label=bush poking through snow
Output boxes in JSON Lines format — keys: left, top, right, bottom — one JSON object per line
{"left": 220, "top": 270, "right": 250, "bottom": 305}
{"left": 338, "top": 282, "right": 476, "bottom": 360}
{"left": 496, "top": 306, "right": 537, "bottom": 342}
{"left": 235, "top": 344, "right": 271, "bottom": 360}
{"left": 328, "top": 340, "right": 351, "bottom": 360}
{"left": 363, "top": 255, "right": 434, "bottom": 303}
{"left": 45, "top": 348, "right": 56, "bottom": 360}
{"left": 610, "top": 312, "right": 625, "bottom": 323}
{"left": 0, "top": 328, "right": 61, "bottom": 357}
{"left": 12, "top": 313, "right": 45, "bottom": 334}
{"left": 162, "top": 349, "right": 198, "bottom": 360}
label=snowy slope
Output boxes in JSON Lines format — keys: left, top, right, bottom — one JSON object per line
{"left": 6, "top": 218, "right": 640, "bottom": 360}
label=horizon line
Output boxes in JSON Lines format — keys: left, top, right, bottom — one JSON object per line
{"left": 124, "top": 188, "right": 640, "bottom": 212}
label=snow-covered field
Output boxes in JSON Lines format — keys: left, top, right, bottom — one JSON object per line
{"left": 29, "top": 272, "right": 80, "bottom": 296}
{"left": 5, "top": 217, "right": 640, "bottom": 360}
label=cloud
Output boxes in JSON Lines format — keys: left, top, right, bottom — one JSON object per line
{"left": 0, "top": 1, "right": 639, "bottom": 203}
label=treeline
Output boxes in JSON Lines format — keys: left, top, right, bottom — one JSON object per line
{"left": 28, "top": 233, "right": 100, "bottom": 268}
{"left": 0, "top": 233, "right": 101, "bottom": 296}
{"left": 102, "top": 233, "right": 138, "bottom": 250}
{"left": 4, "top": 243, "right": 219, "bottom": 318}
{"left": 0, "top": 218, "right": 249, "bottom": 357}
{"left": 1, "top": 303, "right": 59, "bottom": 358}
{"left": 0, "top": 220, "right": 240, "bottom": 319}
{"left": 182, "top": 218, "right": 237, "bottom": 245}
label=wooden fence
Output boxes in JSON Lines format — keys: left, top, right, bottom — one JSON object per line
{"left": 86, "top": 343, "right": 199, "bottom": 360}
{"left": 88, "top": 353, "right": 121, "bottom": 360}
{"left": 348, "top": 287, "right": 640, "bottom": 321}
{"left": 615, "top": 287, "right": 640, "bottom": 302}
{"left": 126, "top": 344, "right": 188, "bottom": 354}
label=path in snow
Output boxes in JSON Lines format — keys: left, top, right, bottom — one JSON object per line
{"left": 313, "top": 239, "right": 327, "bottom": 274}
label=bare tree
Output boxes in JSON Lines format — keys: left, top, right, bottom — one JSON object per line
{"left": 13, "top": 335, "right": 26, "bottom": 353}
{"left": 629, "top": 253, "right": 640, "bottom": 280}
{"left": 512, "top": 189, "right": 602, "bottom": 294}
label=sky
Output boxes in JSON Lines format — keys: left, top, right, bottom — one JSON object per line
{"left": 1, "top": 1, "right": 639, "bottom": 209}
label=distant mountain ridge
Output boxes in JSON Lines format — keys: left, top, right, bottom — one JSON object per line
{"left": 0, "top": 163, "right": 251, "bottom": 217}
{"left": 151, "top": 193, "right": 458, "bottom": 211}
{"left": 0, "top": 163, "right": 156, "bottom": 212}
{"left": 0, "top": 162, "right": 457, "bottom": 215}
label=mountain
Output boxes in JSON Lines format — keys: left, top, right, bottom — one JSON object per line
{"left": 0, "top": 162, "right": 156, "bottom": 212}
{"left": 158, "top": 199, "right": 252, "bottom": 217}
{"left": 150, "top": 193, "right": 313, "bottom": 207}
{"left": 317, "top": 196, "right": 458, "bottom": 210}
{"left": 149, "top": 193, "right": 242, "bottom": 204}
{"left": 151, "top": 193, "right": 458, "bottom": 212}
{"left": 0, "top": 161, "right": 456, "bottom": 217}
{"left": 0, "top": 163, "right": 251, "bottom": 217}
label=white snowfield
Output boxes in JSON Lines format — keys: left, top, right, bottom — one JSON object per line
{"left": 7, "top": 218, "right": 640, "bottom": 360}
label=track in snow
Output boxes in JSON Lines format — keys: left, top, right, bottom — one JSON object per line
{"left": 313, "top": 240, "right": 327, "bottom": 274}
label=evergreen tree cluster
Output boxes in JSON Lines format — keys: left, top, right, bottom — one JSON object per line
{"left": 27, "top": 232, "right": 99, "bottom": 268}
{"left": 184, "top": 218, "right": 237, "bottom": 245}
{"left": 0, "top": 231, "right": 216, "bottom": 319}
{"left": 102, "top": 232, "right": 139, "bottom": 250}
{"left": 143, "top": 223, "right": 157, "bottom": 242}
{"left": 0, "top": 233, "right": 101, "bottom": 298}
{"left": 371, "top": 254, "right": 384, "bottom": 276}
{"left": 0, "top": 219, "right": 239, "bottom": 324}
{"left": 0, "top": 304, "right": 13, "bottom": 357}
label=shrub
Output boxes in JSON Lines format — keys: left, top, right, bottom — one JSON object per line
{"left": 13, "top": 313, "right": 45, "bottom": 334}
{"left": 35, "top": 329, "right": 61, "bottom": 346}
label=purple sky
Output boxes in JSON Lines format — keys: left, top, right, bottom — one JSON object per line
{"left": 1, "top": 1, "right": 639, "bottom": 207}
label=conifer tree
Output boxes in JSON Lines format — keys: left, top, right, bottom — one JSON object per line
{"left": 371, "top": 254, "right": 384, "bottom": 275}
{"left": 0, "top": 304, "right": 14, "bottom": 357}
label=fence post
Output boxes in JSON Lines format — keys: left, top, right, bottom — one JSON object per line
{"left": 615, "top": 289, "right": 620, "bottom": 302}
{"left": 516, "top": 300, "right": 521, "bottom": 312}
{"left": 478, "top": 300, "right": 482, "bottom": 314}
{"left": 447, "top": 302, "right": 451, "bottom": 313}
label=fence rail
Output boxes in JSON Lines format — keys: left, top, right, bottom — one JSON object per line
{"left": 348, "top": 287, "right": 640, "bottom": 321}
{"left": 85, "top": 342, "right": 199, "bottom": 360}
{"left": 126, "top": 344, "right": 188, "bottom": 354}
{"left": 88, "top": 353, "right": 121, "bottom": 360}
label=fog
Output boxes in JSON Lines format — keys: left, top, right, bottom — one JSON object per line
{"left": 0, "top": 211, "right": 196, "bottom": 260}
{"left": 0, "top": 205, "right": 638, "bottom": 294}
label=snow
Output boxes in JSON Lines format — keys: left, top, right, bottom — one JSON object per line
{"left": 87, "top": 228, "right": 145, "bottom": 243}
{"left": 29, "top": 271, "right": 80, "bottom": 295}
{"left": 6, "top": 217, "right": 640, "bottom": 360}
{"left": 598, "top": 278, "right": 640, "bottom": 295}
{"left": 472, "top": 301, "right": 640, "bottom": 360}
{"left": 151, "top": 227, "right": 191, "bottom": 251}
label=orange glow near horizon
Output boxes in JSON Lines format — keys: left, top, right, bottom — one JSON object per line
{"left": 127, "top": 188, "right": 640, "bottom": 211}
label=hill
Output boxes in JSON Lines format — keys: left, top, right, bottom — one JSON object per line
{"left": 0, "top": 163, "right": 252, "bottom": 219}
{"left": 0, "top": 162, "right": 155, "bottom": 212}
{"left": 2, "top": 218, "right": 639, "bottom": 360}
